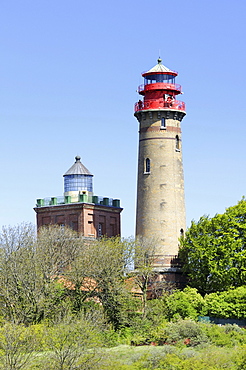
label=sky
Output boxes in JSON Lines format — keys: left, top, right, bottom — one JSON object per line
{"left": 1, "top": 0, "right": 246, "bottom": 237}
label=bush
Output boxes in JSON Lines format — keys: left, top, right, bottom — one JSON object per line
{"left": 163, "top": 319, "right": 209, "bottom": 347}
{"left": 203, "top": 323, "right": 246, "bottom": 347}
{"left": 204, "top": 286, "right": 246, "bottom": 319}
{"left": 163, "top": 287, "right": 206, "bottom": 321}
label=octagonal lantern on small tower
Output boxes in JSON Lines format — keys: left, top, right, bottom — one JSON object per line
{"left": 63, "top": 155, "right": 93, "bottom": 200}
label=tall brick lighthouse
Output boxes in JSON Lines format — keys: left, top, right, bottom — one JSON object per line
{"left": 134, "top": 58, "right": 186, "bottom": 276}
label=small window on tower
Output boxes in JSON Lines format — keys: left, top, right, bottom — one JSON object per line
{"left": 161, "top": 117, "right": 166, "bottom": 129}
{"left": 145, "top": 158, "right": 150, "bottom": 174}
{"left": 175, "top": 135, "right": 180, "bottom": 151}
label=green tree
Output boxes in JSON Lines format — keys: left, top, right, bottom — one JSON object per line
{"left": 0, "top": 322, "right": 38, "bottom": 370}
{"left": 44, "top": 315, "right": 102, "bottom": 370}
{"left": 0, "top": 223, "right": 38, "bottom": 323}
{"left": 0, "top": 224, "right": 82, "bottom": 324}
{"left": 179, "top": 199, "right": 246, "bottom": 295}
{"left": 0, "top": 224, "right": 137, "bottom": 328}
{"left": 69, "top": 236, "right": 135, "bottom": 330}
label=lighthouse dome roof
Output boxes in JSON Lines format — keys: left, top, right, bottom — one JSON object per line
{"left": 143, "top": 58, "right": 177, "bottom": 77}
{"left": 63, "top": 156, "right": 93, "bottom": 177}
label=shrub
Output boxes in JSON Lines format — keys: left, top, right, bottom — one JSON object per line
{"left": 163, "top": 287, "right": 206, "bottom": 321}
{"left": 203, "top": 323, "right": 246, "bottom": 347}
{"left": 163, "top": 319, "right": 209, "bottom": 347}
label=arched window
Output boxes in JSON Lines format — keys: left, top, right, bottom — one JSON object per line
{"left": 175, "top": 135, "right": 180, "bottom": 151}
{"left": 145, "top": 158, "right": 150, "bottom": 173}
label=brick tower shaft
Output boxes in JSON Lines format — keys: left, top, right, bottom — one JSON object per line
{"left": 134, "top": 59, "right": 186, "bottom": 273}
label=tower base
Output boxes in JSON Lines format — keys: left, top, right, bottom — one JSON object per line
{"left": 146, "top": 256, "right": 187, "bottom": 299}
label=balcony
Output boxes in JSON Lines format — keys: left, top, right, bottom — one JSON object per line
{"left": 138, "top": 82, "right": 182, "bottom": 94}
{"left": 134, "top": 99, "right": 186, "bottom": 113}
{"left": 36, "top": 195, "right": 121, "bottom": 208}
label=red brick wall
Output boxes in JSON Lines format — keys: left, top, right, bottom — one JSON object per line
{"left": 34, "top": 203, "right": 122, "bottom": 238}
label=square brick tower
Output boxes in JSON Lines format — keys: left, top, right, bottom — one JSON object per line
{"left": 134, "top": 59, "right": 186, "bottom": 282}
{"left": 34, "top": 156, "right": 122, "bottom": 238}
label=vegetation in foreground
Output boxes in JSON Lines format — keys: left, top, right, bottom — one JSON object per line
{"left": 0, "top": 317, "right": 245, "bottom": 369}
{"left": 0, "top": 198, "right": 245, "bottom": 368}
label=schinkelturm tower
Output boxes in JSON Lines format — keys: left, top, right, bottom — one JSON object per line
{"left": 134, "top": 58, "right": 186, "bottom": 278}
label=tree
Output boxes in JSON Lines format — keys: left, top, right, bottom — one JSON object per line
{"left": 0, "top": 322, "right": 38, "bottom": 370}
{"left": 71, "top": 236, "right": 134, "bottom": 331}
{"left": 0, "top": 224, "right": 82, "bottom": 324}
{"left": 132, "top": 237, "right": 157, "bottom": 318}
{"left": 0, "top": 224, "right": 136, "bottom": 328}
{"left": 0, "top": 223, "right": 38, "bottom": 323}
{"left": 44, "top": 316, "right": 102, "bottom": 370}
{"left": 179, "top": 199, "right": 246, "bottom": 295}
{"left": 36, "top": 225, "right": 81, "bottom": 280}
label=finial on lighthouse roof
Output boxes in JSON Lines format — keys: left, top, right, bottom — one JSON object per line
{"left": 75, "top": 155, "right": 81, "bottom": 162}
{"left": 157, "top": 57, "right": 162, "bottom": 64}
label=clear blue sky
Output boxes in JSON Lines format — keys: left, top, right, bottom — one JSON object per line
{"left": 1, "top": 0, "right": 246, "bottom": 237}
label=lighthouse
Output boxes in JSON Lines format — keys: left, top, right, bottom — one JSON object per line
{"left": 134, "top": 58, "right": 186, "bottom": 275}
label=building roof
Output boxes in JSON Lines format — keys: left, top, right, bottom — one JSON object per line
{"left": 63, "top": 156, "right": 93, "bottom": 177}
{"left": 143, "top": 58, "right": 177, "bottom": 76}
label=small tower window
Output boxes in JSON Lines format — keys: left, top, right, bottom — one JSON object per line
{"left": 161, "top": 117, "right": 166, "bottom": 130}
{"left": 145, "top": 158, "right": 150, "bottom": 173}
{"left": 175, "top": 135, "right": 180, "bottom": 151}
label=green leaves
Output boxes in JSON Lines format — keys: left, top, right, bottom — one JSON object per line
{"left": 204, "top": 286, "right": 246, "bottom": 320}
{"left": 180, "top": 199, "right": 246, "bottom": 294}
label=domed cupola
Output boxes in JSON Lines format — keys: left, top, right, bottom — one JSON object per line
{"left": 63, "top": 156, "right": 93, "bottom": 197}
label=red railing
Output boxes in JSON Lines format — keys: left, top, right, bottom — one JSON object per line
{"left": 138, "top": 82, "right": 182, "bottom": 94}
{"left": 134, "top": 99, "right": 186, "bottom": 112}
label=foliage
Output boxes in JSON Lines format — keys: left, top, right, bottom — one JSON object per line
{"left": 36, "top": 225, "right": 81, "bottom": 280}
{"left": 0, "top": 322, "right": 38, "bottom": 370}
{"left": 102, "top": 343, "right": 246, "bottom": 369}
{"left": 179, "top": 198, "right": 246, "bottom": 295}
{"left": 0, "top": 223, "right": 37, "bottom": 324}
{"left": 0, "top": 224, "right": 136, "bottom": 329}
{"left": 0, "top": 224, "right": 81, "bottom": 324}
{"left": 132, "top": 237, "right": 159, "bottom": 318}
{"left": 161, "top": 319, "right": 209, "bottom": 347}
{"left": 203, "top": 323, "right": 246, "bottom": 347}
{"left": 0, "top": 318, "right": 244, "bottom": 369}
{"left": 68, "top": 236, "right": 135, "bottom": 330}
{"left": 0, "top": 222, "right": 246, "bottom": 368}
{"left": 43, "top": 315, "right": 102, "bottom": 370}
{"left": 204, "top": 285, "right": 246, "bottom": 319}
{"left": 158, "top": 285, "right": 246, "bottom": 322}
{"left": 162, "top": 287, "right": 206, "bottom": 320}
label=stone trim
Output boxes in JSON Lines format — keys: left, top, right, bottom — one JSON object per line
{"left": 139, "top": 126, "right": 181, "bottom": 134}
{"left": 139, "top": 137, "right": 182, "bottom": 142}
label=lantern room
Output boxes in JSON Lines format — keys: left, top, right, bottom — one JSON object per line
{"left": 135, "top": 58, "right": 185, "bottom": 113}
{"left": 63, "top": 156, "right": 93, "bottom": 195}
